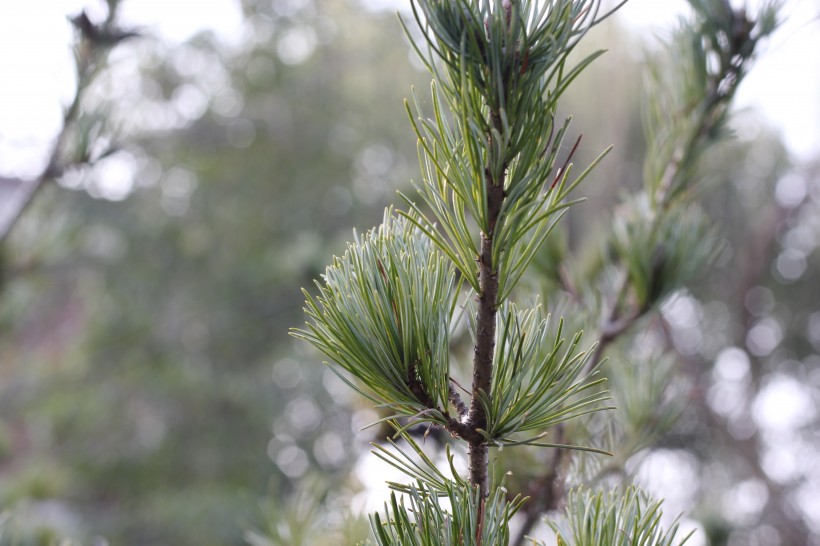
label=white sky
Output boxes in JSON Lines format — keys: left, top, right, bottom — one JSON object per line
{"left": 0, "top": 0, "right": 818, "bottom": 178}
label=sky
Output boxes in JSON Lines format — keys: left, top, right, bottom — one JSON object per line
{"left": 0, "top": 0, "right": 819, "bottom": 180}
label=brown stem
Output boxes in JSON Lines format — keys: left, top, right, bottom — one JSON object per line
{"left": 476, "top": 497, "right": 486, "bottom": 544}
{"left": 407, "top": 360, "right": 484, "bottom": 444}
{"left": 466, "top": 110, "right": 507, "bottom": 501}
{"left": 550, "top": 134, "right": 582, "bottom": 190}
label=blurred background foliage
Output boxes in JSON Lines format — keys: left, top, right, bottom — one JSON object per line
{"left": 0, "top": 0, "right": 818, "bottom": 545}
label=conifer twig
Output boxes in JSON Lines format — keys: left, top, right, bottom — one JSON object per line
{"left": 0, "top": 2, "right": 139, "bottom": 242}
{"left": 510, "top": 4, "right": 781, "bottom": 543}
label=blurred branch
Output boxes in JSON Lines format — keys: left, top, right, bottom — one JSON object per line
{"left": 0, "top": 4, "right": 140, "bottom": 243}
{"left": 510, "top": 3, "right": 782, "bottom": 544}
{"left": 509, "top": 427, "right": 567, "bottom": 546}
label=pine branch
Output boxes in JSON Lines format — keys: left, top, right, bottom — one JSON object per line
{"left": 300, "top": 2, "right": 712, "bottom": 544}
{"left": 548, "top": 487, "right": 694, "bottom": 546}
{"left": 510, "top": 3, "right": 782, "bottom": 543}
{"left": 1, "top": 1, "right": 138, "bottom": 242}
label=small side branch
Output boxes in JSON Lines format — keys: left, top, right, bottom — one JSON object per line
{"left": 1, "top": 5, "right": 139, "bottom": 242}
{"left": 449, "top": 381, "right": 469, "bottom": 418}
{"left": 407, "top": 359, "right": 484, "bottom": 444}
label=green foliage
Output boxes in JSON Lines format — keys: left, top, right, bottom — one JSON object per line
{"left": 609, "top": 198, "right": 720, "bottom": 310}
{"left": 567, "top": 349, "right": 690, "bottom": 487}
{"left": 605, "top": 351, "right": 685, "bottom": 458}
{"left": 548, "top": 487, "right": 693, "bottom": 546}
{"left": 483, "top": 305, "right": 608, "bottom": 444}
{"left": 409, "top": 0, "right": 605, "bottom": 122}
{"left": 643, "top": 0, "right": 782, "bottom": 206}
{"left": 295, "top": 211, "right": 459, "bottom": 421}
{"left": 588, "top": 0, "right": 783, "bottom": 341}
{"left": 370, "top": 431, "right": 468, "bottom": 496}
{"left": 242, "top": 481, "right": 371, "bottom": 546}
{"left": 370, "top": 481, "right": 524, "bottom": 546}
{"left": 399, "top": 0, "right": 612, "bottom": 300}
{"left": 244, "top": 491, "right": 321, "bottom": 546}
{"left": 536, "top": 7, "right": 785, "bottom": 533}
